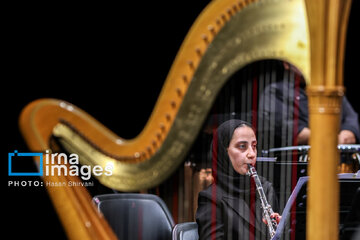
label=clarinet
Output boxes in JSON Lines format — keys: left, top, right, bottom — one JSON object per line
{"left": 247, "top": 164, "right": 277, "bottom": 238}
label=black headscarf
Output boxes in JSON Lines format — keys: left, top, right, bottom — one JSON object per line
{"left": 211, "top": 119, "right": 254, "bottom": 195}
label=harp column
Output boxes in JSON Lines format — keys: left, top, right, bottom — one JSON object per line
{"left": 304, "top": 0, "right": 352, "bottom": 240}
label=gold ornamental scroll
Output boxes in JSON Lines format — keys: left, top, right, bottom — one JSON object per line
{"left": 304, "top": 0, "right": 352, "bottom": 240}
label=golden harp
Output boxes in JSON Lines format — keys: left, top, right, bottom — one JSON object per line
{"left": 18, "top": 0, "right": 353, "bottom": 239}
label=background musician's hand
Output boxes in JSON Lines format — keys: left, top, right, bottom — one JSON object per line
{"left": 297, "top": 127, "right": 310, "bottom": 145}
{"left": 338, "top": 130, "right": 356, "bottom": 144}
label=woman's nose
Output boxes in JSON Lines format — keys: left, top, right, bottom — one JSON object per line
{"left": 247, "top": 147, "right": 256, "bottom": 158}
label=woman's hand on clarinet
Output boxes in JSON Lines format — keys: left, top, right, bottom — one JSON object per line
{"left": 262, "top": 213, "right": 282, "bottom": 225}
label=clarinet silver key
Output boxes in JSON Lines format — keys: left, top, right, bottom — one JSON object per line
{"left": 247, "top": 164, "right": 277, "bottom": 238}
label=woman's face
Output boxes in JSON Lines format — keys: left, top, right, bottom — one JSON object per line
{"left": 227, "top": 126, "right": 257, "bottom": 175}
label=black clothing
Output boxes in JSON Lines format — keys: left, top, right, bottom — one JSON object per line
{"left": 196, "top": 178, "right": 278, "bottom": 240}
{"left": 258, "top": 79, "right": 304, "bottom": 147}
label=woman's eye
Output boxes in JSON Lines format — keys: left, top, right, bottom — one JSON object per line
{"left": 238, "top": 144, "right": 246, "bottom": 149}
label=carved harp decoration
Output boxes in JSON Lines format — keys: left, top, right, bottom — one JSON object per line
{"left": 20, "top": 0, "right": 309, "bottom": 192}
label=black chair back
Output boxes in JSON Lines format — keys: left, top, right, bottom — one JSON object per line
{"left": 172, "top": 222, "right": 199, "bottom": 240}
{"left": 93, "top": 193, "right": 175, "bottom": 240}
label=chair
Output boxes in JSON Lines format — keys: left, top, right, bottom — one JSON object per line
{"left": 93, "top": 193, "right": 175, "bottom": 240}
{"left": 172, "top": 222, "right": 199, "bottom": 240}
